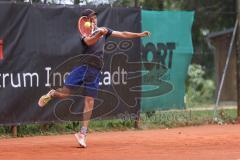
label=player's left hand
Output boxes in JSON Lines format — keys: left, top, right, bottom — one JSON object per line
{"left": 141, "top": 31, "right": 151, "bottom": 37}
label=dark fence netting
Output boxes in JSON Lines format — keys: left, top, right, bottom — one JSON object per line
{"left": 0, "top": 2, "right": 141, "bottom": 125}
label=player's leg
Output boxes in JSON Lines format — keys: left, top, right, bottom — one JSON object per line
{"left": 52, "top": 86, "right": 71, "bottom": 99}
{"left": 38, "top": 86, "right": 71, "bottom": 107}
{"left": 74, "top": 66, "right": 100, "bottom": 148}
{"left": 82, "top": 96, "right": 94, "bottom": 129}
{"left": 75, "top": 96, "right": 94, "bottom": 148}
{"left": 38, "top": 65, "right": 87, "bottom": 107}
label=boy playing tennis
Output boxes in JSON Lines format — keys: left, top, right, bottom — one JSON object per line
{"left": 38, "top": 9, "right": 150, "bottom": 148}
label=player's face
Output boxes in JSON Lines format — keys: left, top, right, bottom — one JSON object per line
{"left": 90, "top": 15, "right": 97, "bottom": 26}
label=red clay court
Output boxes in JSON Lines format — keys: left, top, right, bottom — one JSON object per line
{"left": 0, "top": 124, "right": 240, "bottom": 160}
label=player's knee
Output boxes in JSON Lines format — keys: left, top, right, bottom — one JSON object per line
{"left": 85, "top": 96, "right": 94, "bottom": 106}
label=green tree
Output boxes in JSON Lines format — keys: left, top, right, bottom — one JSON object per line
{"left": 164, "top": 0, "right": 236, "bottom": 52}
{"left": 113, "top": 0, "right": 163, "bottom": 9}
{"left": 112, "top": 0, "right": 135, "bottom": 7}
{"left": 112, "top": 0, "right": 236, "bottom": 53}
{"left": 140, "top": 0, "right": 164, "bottom": 10}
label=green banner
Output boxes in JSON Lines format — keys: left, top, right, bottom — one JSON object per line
{"left": 141, "top": 10, "right": 194, "bottom": 111}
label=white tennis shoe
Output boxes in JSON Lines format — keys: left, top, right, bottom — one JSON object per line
{"left": 74, "top": 132, "right": 87, "bottom": 148}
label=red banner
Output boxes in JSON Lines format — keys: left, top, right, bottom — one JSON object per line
{"left": 0, "top": 39, "right": 3, "bottom": 60}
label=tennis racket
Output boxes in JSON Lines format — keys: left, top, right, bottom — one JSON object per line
{"left": 78, "top": 16, "right": 94, "bottom": 37}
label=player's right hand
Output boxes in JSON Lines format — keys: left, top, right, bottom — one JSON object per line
{"left": 98, "top": 27, "right": 108, "bottom": 35}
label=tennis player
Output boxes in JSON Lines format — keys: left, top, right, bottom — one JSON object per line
{"left": 38, "top": 9, "right": 150, "bottom": 148}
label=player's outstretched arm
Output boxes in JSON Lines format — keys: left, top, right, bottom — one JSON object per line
{"left": 111, "top": 31, "right": 151, "bottom": 38}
